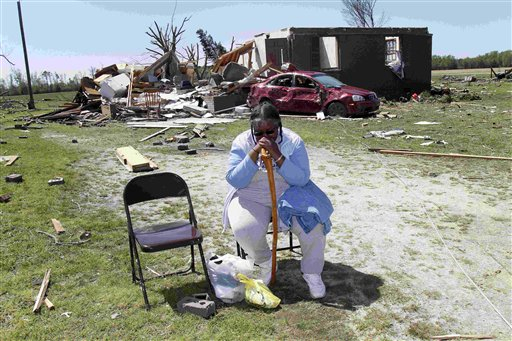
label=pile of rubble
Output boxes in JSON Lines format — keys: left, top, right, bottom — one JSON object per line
{"left": 36, "top": 41, "right": 274, "bottom": 126}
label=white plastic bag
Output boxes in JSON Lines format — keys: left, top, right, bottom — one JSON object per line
{"left": 206, "top": 253, "right": 254, "bottom": 304}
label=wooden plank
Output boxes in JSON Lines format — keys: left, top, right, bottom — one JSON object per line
{"left": 369, "top": 148, "right": 512, "bottom": 161}
{"left": 431, "top": 334, "right": 495, "bottom": 340}
{"left": 33, "top": 269, "right": 51, "bottom": 313}
{"left": 5, "top": 155, "right": 19, "bottom": 166}
{"left": 115, "top": 146, "right": 157, "bottom": 172}
{"left": 51, "top": 218, "right": 65, "bottom": 234}
{"left": 227, "top": 62, "right": 272, "bottom": 94}
{"left": 139, "top": 126, "right": 172, "bottom": 142}
{"left": 44, "top": 297, "right": 55, "bottom": 310}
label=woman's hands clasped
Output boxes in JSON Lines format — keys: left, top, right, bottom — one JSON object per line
{"left": 255, "top": 137, "right": 282, "bottom": 161}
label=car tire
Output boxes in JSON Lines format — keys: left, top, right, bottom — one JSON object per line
{"left": 325, "top": 101, "right": 348, "bottom": 117}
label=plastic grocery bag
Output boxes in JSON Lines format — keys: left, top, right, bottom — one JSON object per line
{"left": 206, "top": 254, "right": 254, "bottom": 304}
{"left": 236, "top": 274, "right": 281, "bottom": 309}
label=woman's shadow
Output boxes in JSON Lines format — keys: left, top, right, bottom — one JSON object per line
{"left": 272, "top": 259, "right": 383, "bottom": 310}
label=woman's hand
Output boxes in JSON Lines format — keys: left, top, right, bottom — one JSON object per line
{"left": 257, "top": 137, "right": 282, "bottom": 160}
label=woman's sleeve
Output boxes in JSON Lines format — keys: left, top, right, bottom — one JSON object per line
{"left": 277, "top": 139, "right": 310, "bottom": 186}
{"left": 225, "top": 139, "right": 258, "bottom": 188}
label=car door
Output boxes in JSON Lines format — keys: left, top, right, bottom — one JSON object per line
{"left": 267, "top": 75, "right": 294, "bottom": 112}
{"left": 287, "top": 75, "right": 323, "bottom": 113}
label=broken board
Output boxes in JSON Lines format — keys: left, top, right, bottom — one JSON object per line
{"left": 116, "top": 146, "right": 158, "bottom": 172}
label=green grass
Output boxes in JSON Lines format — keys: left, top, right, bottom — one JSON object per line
{"left": 0, "top": 74, "right": 511, "bottom": 339}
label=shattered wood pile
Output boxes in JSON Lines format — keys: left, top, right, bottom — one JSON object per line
{"left": 34, "top": 41, "right": 272, "bottom": 127}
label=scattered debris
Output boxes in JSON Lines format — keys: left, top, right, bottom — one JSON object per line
{"left": 414, "top": 121, "right": 441, "bottom": 125}
{"left": 5, "top": 174, "right": 23, "bottom": 183}
{"left": 316, "top": 112, "right": 325, "bottom": 120}
{"left": 48, "top": 177, "right": 65, "bottom": 186}
{"left": 33, "top": 269, "right": 51, "bottom": 313}
{"left": 177, "top": 293, "right": 216, "bottom": 319}
{"left": 420, "top": 140, "right": 448, "bottom": 146}
{"left": 61, "top": 312, "right": 71, "bottom": 318}
{"left": 51, "top": 218, "right": 65, "bottom": 234}
{"left": 363, "top": 128, "right": 405, "bottom": 139}
{"left": 491, "top": 67, "right": 512, "bottom": 80}
{"left": 44, "top": 297, "right": 55, "bottom": 310}
{"left": 369, "top": 148, "right": 512, "bottom": 160}
{"left": 0, "top": 194, "right": 12, "bottom": 203}
{"left": 404, "top": 135, "right": 431, "bottom": 140}
{"left": 431, "top": 334, "right": 495, "bottom": 340}
{"left": 1, "top": 155, "right": 19, "bottom": 166}
{"left": 79, "top": 231, "right": 92, "bottom": 240}
{"left": 111, "top": 312, "right": 121, "bottom": 320}
{"left": 139, "top": 126, "right": 172, "bottom": 142}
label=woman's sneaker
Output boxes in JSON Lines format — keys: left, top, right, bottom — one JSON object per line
{"left": 254, "top": 259, "right": 273, "bottom": 286}
{"left": 302, "top": 273, "right": 326, "bottom": 299}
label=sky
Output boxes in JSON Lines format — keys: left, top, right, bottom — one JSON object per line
{"left": 0, "top": 0, "right": 511, "bottom": 80}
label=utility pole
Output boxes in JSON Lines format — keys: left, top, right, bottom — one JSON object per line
{"left": 17, "top": 0, "right": 35, "bottom": 109}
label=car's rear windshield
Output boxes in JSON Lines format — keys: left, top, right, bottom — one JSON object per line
{"left": 312, "top": 74, "right": 345, "bottom": 88}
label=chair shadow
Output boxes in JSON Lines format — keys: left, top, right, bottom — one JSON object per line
{"left": 272, "top": 259, "right": 383, "bottom": 310}
{"left": 158, "top": 276, "right": 212, "bottom": 309}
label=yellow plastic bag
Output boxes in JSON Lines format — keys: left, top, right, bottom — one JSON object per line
{"left": 236, "top": 273, "right": 281, "bottom": 309}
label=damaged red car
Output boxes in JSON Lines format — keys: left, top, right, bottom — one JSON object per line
{"left": 247, "top": 71, "right": 380, "bottom": 116}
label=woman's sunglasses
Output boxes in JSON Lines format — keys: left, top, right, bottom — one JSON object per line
{"left": 253, "top": 129, "right": 276, "bottom": 137}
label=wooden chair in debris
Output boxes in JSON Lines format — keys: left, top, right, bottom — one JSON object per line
{"left": 144, "top": 89, "right": 162, "bottom": 117}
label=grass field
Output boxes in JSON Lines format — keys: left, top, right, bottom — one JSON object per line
{"left": 0, "top": 70, "right": 511, "bottom": 340}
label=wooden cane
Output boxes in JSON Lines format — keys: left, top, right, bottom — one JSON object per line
{"left": 261, "top": 148, "right": 278, "bottom": 286}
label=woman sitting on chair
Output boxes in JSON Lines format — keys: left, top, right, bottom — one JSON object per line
{"left": 222, "top": 103, "right": 333, "bottom": 299}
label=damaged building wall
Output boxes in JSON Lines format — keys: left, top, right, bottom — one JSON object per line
{"left": 252, "top": 27, "right": 432, "bottom": 99}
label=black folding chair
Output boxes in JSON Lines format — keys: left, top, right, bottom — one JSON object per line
{"left": 123, "top": 172, "right": 212, "bottom": 310}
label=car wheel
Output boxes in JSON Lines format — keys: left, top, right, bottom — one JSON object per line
{"left": 325, "top": 101, "right": 348, "bottom": 117}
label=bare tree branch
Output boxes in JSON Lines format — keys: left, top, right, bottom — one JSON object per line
{"left": 145, "top": 16, "right": 190, "bottom": 59}
{"left": 1, "top": 54, "right": 15, "bottom": 66}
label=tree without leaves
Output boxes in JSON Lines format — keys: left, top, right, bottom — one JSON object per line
{"left": 341, "top": 0, "right": 387, "bottom": 28}
{"left": 182, "top": 43, "right": 208, "bottom": 80}
{"left": 145, "top": 16, "right": 190, "bottom": 58}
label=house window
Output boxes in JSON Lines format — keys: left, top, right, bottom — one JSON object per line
{"left": 319, "top": 36, "right": 339, "bottom": 70}
{"left": 386, "top": 36, "right": 400, "bottom": 62}
{"left": 385, "top": 36, "right": 404, "bottom": 79}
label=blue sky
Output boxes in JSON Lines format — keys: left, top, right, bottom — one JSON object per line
{"left": 1, "top": 0, "right": 511, "bottom": 79}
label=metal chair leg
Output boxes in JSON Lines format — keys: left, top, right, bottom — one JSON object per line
{"left": 190, "top": 245, "right": 196, "bottom": 272}
{"left": 133, "top": 246, "right": 151, "bottom": 310}
{"left": 197, "top": 243, "right": 214, "bottom": 296}
{"left": 128, "top": 236, "right": 137, "bottom": 282}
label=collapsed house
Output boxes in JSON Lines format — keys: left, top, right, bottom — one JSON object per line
{"left": 247, "top": 27, "right": 433, "bottom": 99}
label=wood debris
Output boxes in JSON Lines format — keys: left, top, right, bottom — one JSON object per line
{"left": 116, "top": 146, "right": 159, "bottom": 172}
{"left": 51, "top": 218, "right": 65, "bottom": 234}
{"left": 33, "top": 269, "right": 51, "bottom": 313}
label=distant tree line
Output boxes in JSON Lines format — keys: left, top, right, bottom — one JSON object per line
{"left": 432, "top": 50, "right": 511, "bottom": 70}
{"left": 0, "top": 69, "right": 82, "bottom": 96}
